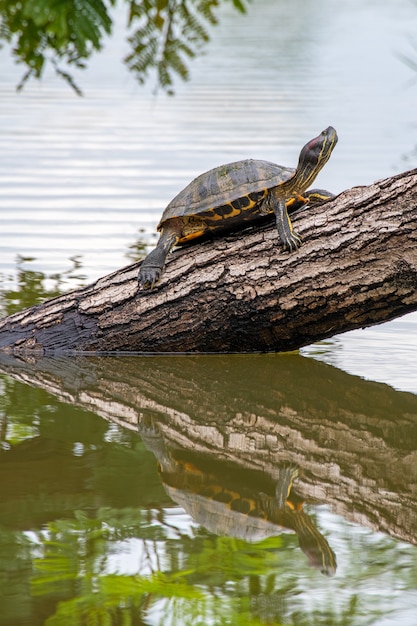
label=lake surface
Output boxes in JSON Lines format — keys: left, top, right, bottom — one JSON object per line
{"left": 1, "top": 1, "right": 417, "bottom": 624}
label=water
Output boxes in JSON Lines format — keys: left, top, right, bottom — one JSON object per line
{"left": 1, "top": 0, "right": 417, "bottom": 624}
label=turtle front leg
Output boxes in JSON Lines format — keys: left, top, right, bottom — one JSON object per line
{"left": 274, "top": 199, "right": 302, "bottom": 252}
{"left": 138, "top": 227, "right": 178, "bottom": 290}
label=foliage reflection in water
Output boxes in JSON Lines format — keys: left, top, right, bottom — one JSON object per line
{"left": 0, "top": 255, "right": 87, "bottom": 318}
{"left": 0, "top": 238, "right": 150, "bottom": 319}
{"left": 1, "top": 353, "right": 417, "bottom": 625}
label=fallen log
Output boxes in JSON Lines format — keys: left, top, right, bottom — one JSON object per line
{"left": 1, "top": 168, "right": 417, "bottom": 355}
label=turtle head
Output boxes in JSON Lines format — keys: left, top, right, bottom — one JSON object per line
{"left": 295, "top": 126, "right": 338, "bottom": 189}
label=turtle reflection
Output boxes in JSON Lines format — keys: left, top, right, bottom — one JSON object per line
{"left": 139, "top": 421, "right": 336, "bottom": 577}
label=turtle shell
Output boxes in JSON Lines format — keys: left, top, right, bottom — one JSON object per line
{"left": 164, "top": 483, "right": 292, "bottom": 542}
{"left": 158, "top": 159, "right": 295, "bottom": 228}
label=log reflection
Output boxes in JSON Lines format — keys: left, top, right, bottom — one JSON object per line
{"left": 1, "top": 352, "right": 416, "bottom": 548}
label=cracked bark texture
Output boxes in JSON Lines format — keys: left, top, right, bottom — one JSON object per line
{"left": 1, "top": 168, "right": 417, "bottom": 355}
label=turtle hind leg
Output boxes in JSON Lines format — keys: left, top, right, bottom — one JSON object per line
{"left": 138, "top": 227, "right": 178, "bottom": 290}
{"left": 287, "top": 189, "right": 335, "bottom": 216}
{"left": 304, "top": 188, "right": 335, "bottom": 205}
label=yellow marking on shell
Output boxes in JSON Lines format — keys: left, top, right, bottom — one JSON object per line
{"left": 245, "top": 197, "right": 262, "bottom": 209}
{"left": 204, "top": 208, "right": 226, "bottom": 222}
{"left": 174, "top": 190, "right": 270, "bottom": 244}
{"left": 204, "top": 193, "right": 266, "bottom": 223}
{"left": 204, "top": 205, "right": 242, "bottom": 222}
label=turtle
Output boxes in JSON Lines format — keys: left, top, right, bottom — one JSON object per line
{"left": 161, "top": 455, "right": 337, "bottom": 577}
{"left": 138, "top": 417, "right": 336, "bottom": 576}
{"left": 138, "top": 126, "right": 338, "bottom": 289}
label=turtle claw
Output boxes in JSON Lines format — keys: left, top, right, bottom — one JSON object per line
{"left": 284, "top": 231, "right": 302, "bottom": 253}
{"left": 138, "top": 266, "right": 162, "bottom": 290}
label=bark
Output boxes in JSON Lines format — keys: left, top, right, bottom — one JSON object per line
{"left": 1, "top": 352, "right": 417, "bottom": 547}
{"left": 1, "top": 168, "right": 417, "bottom": 355}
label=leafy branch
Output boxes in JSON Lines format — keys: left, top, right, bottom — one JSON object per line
{"left": 0, "top": 0, "right": 115, "bottom": 94}
{"left": 0, "top": 0, "right": 248, "bottom": 95}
